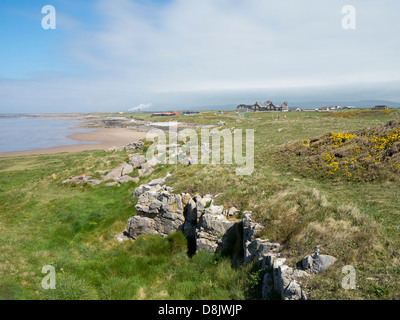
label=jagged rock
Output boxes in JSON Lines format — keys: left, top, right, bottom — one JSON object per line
{"left": 227, "top": 207, "right": 239, "bottom": 217}
{"left": 195, "top": 212, "right": 237, "bottom": 253}
{"left": 183, "top": 194, "right": 213, "bottom": 237}
{"left": 104, "top": 162, "right": 133, "bottom": 180}
{"left": 243, "top": 212, "right": 264, "bottom": 244}
{"left": 244, "top": 239, "right": 280, "bottom": 264}
{"left": 124, "top": 141, "right": 144, "bottom": 150}
{"left": 205, "top": 203, "right": 224, "bottom": 215}
{"left": 129, "top": 154, "right": 146, "bottom": 168}
{"left": 106, "top": 181, "right": 119, "bottom": 187}
{"left": 243, "top": 212, "right": 273, "bottom": 263}
{"left": 132, "top": 180, "right": 164, "bottom": 197}
{"left": 138, "top": 162, "right": 154, "bottom": 177}
{"left": 273, "top": 261, "right": 308, "bottom": 300}
{"left": 105, "top": 141, "right": 144, "bottom": 153}
{"left": 301, "top": 247, "right": 336, "bottom": 274}
{"left": 126, "top": 186, "right": 185, "bottom": 239}
{"left": 181, "top": 193, "right": 192, "bottom": 207}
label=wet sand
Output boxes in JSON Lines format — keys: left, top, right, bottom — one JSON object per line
{"left": 0, "top": 128, "right": 148, "bottom": 157}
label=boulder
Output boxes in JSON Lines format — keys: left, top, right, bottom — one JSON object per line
{"left": 227, "top": 207, "right": 239, "bottom": 217}
{"left": 126, "top": 186, "right": 185, "bottom": 239}
{"left": 104, "top": 162, "right": 133, "bottom": 180}
{"left": 124, "top": 141, "right": 144, "bottom": 150}
{"left": 301, "top": 247, "right": 336, "bottom": 274}
{"left": 129, "top": 154, "right": 146, "bottom": 168}
{"left": 195, "top": 212, "right": 237, "bottom": 253}
{"left": 244, "top": 239, "right": 280, "bottom": 264}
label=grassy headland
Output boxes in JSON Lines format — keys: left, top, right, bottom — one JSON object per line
{"left": 0, "top": 109, "right": 399, "bottom": 300}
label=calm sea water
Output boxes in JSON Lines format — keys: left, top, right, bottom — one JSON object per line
{"left": 0, "top": 117, "right": 96, "bottom": 152}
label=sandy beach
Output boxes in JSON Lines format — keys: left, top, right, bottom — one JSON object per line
{"left": 0, "top": 127, "right": 148, "bottom": 157}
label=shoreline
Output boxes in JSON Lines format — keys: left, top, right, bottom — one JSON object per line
{"left": 0, "top": 127, "right": 148, "bottom": 158}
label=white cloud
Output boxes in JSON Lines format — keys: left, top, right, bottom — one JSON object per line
{"left": 2, "top": 0, "right": 400, "bottom": 113}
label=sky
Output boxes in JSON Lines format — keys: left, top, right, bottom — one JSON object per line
{"left": 0, "top": 0, "right": 400, "bottom": 113}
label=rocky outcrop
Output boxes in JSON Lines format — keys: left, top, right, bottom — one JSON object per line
{"left": 62, "top": 149, "right": 157, "bottom": 186}
{"left": 195, "top": 209, "right": 237, "bottom": 253}
{"left": 259, "top": 247, "right": 336, "bottom": 300}
{"left": 124, "top": 180, "right": 241, "bottom": 253}
{"left": 183, "top": 194, "right": 213, "bottom": 237}
{"left": 261, "top": 254, "right": 309, "bottom": 300}
{"left": 123, "top": 179, "right": 337, "bottom": 301}
{"left": 104, "top": 141, "right": 144, "bottom": 153}
{"left": 127, "top": 185, "right": 185, "bottom": 239}
{"left": 62, "top": 161, "right": 137, "bottom": 186}
{"left": 104, "top": 162, "right": 133, "bottom": 181}
{"left": 242, "top": 213, "right": 336, "bottom": 300}
{"left": 242, "top": 212, "right": 280, "bottom": 264}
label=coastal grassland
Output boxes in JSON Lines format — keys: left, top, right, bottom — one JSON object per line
{"left": 0, "top": 150, "right": 249, "bottom": 300}
{"left": 1, "top": 109, "right": 399, "bottom": 300}
{"left": 162, "top": 109, "right": 400, "bottom": 299}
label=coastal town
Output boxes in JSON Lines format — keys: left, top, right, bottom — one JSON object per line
{"left": 145, "top": 100, "right": 392, "bottom": 117}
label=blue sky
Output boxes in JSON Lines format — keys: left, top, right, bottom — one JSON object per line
{"left": 1, "top": 0, "right": 400, "bottom": 113}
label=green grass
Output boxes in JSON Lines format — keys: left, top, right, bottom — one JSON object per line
{"left": 0, "top": 149, "right": 251, "bottom": 300}
{"left": 1, "top": 109, "right": 399, "bottom": 300}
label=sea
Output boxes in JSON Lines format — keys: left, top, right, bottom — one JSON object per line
{"left": 0, "top": 117, "right": 96, "bottom": 153}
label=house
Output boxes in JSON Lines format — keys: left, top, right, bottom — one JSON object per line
{"left": 151, "top": 111, "right": 179, "bottom": 117}
{"left": 318, "top": 107, "right": 330, "bottom": 111}
{"left": 372, "top": 105, "right": 389, "bottom": 110}
{"left": 236, "top": 100, "right": 289, "bottom": 112}
{"left": 295, "top": 107, "right": 302, "bottom": 112}
{"left": 237, "top": 104, "right": 255, "bottom": 112}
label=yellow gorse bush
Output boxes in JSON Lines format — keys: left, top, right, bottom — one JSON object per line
{"left": 287, "top": 121, "right": 400, "bottom": 181}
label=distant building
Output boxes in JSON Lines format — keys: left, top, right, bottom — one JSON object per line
{"left": 372, "top": 105, "right": 389, "bottom": 110}
{"left": 295, "top": 107, "right": 302, "bottom": 112}
{"left": 237, "top": 104, "right": 255, "bottom": 112}
{"left": 318, "top": 107, "right": 330, "bottom": 111}
{"left": 236, "top": 100, "right": 289, "bottom": 112}
{"left": 181, "top": 111, "right": 200, "bottom": 115}
{"left": 151, "top": 111, "right": 179, "bottom": 117}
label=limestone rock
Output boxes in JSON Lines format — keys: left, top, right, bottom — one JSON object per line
{"left": 129, "top": 154, "right": 146, "bottom": 168}
{"left": 183, "top": 194, "right": 213, "bottom": 237}
{"left": 301, "top": 248, "right": 336, "bottom": 274}
{"left": 272, "top": 261, "right": 308, "bottom": 300}
{"left": 104, "top": 162, "right": 133, "bottom": 180}
{"left": 244, "top": 238, "right": 280, "bottom": 264}
{"left": 195, "top": 212, "right": 237, "bottom": 253}
{"left": 227, "top": 207, "right": 239, "bottom": 217}
{"left": 126, "top": 186, "right": 185, "bottom": 239}
{"left": 243, "top": 212, "right": 272, "bottom": 263}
